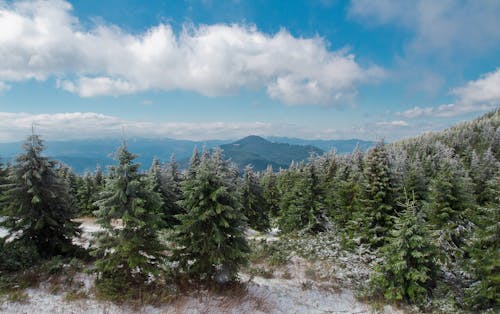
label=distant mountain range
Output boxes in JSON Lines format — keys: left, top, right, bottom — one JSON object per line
{"left": 0, "top": 136, "right": 374, "bottom": 173}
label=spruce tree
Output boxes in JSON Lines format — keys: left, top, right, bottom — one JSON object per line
{"left": 370, "top": 194, "right": 437, "bottom": 304}
{"left": 241, "top": 165, "right": 270, "bottom": 232}
{"left": 92, "top": 144, "right": 164, "bottom": 296}
{"left": 0, "top": 134, "right": 80, "bottom": 257}
{"left": 464, "top": 188, "right": 499, "bottom": 311}
{"left": 278, "top": 163, "right": 329, "bottom": 234}
{"left": 360, "top": 141, "right": 396, "bottom": 248}
{"left": 172, "top": 154, "right": 249, "bottom": 282}
{"left": 261, "top": 165, "right": 280, "bottom": 217}
{"left": 148, "top": 157, "right": 182, "bottom": 228}
{"left": 426, "top": 156, "right": 474, "bottom": 263}
{"left": 76, "top": 172, "right": 99, "bottom": 216}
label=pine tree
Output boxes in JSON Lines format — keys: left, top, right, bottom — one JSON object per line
{"left": 426, "top": 156, "right": 475, "bottom": 263}
{"left": 148, "top": 157, "right": 182, "bottom": 228}
{"left": 360, "top": 141, "right": 396, "bottom": 248}
{"left": 241, "top": 165, "right": 270, "bottom": 232}
{"left": 370, "top": 193, "right": 437, "bottom": 304}
{"left": 76, "top": 172, "right": 99, "bottom": 216}
{"left": 278, "top": 163, "right": 329, "bottom": 234}
{"left": 403, "top": 158, "right": 428, "bottom": 205}
{"left": 172, "top": 154, "right": 249, "bottom": 282}
{"left": 261, "top": 165, "right": 280, "bottom": 217}
{"left": 470, "top": 148, "right": 499, "bottom": 205}
{"left": 92, "top": 144, "right": 164, "bottom": 296}
{"left": 464, "top": 185, "right": 499, "bottom": 311}
{"left": 0, "top": 134, "right": 80, "bottom": 257}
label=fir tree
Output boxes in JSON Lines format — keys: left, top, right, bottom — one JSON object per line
{"left": 464, "top": 188, "right": 499, "bottom": 311}
{"left": 425, "top": 156, "right": 475, "bottom": 263}
{"left": 370, "top": 193, "right": 437, "bottom": 304}
{"left": 148, "top": 157, "right": 182, "bottom": 228}
{"left": 0, "top": 134, "right": 80, "bottom": 257}
{"left": 76, "top": 172, "right": 99, "bottom": 216}
{"left": 172, "top": 154, "right": 249, "bottom": 282}
{"left": 261, "top": 165, "right": 280, "bottom": 217}
{"left": 241, "top": 165, "right": 270, "bottom": 232}
{"left": 92, "top": 144, "right": 164, "bottom": 296}
{"left": 360, "top": 141, "right": 396, "bottom": 248}
{"left": 278, "top": 163, "right": 329, "bottom": 234}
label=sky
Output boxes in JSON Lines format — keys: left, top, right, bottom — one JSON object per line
{"left": 0, "top": 0, "right": 499, "bottom": 142}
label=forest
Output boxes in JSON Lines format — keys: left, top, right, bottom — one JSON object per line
{"left": 0, "top": 109, "right": 498, "bottom": 313}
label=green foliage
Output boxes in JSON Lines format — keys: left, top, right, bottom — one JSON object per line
{"left": 241, "top": 165, "right": 270, "bottom": 232}
{"left": 359, "top": 141, "right": 396, "bottom": 248}
{"left": 425, "top": 155, "right": 475, "bottom": 264}
{"left": 278, "top": 163, "right": 329, "bottom": 234}
{"left": 0, "top": 134, "right": 80, "bottom": 258}
{"left": 0, "top": 238, "right": 40, "bottom": 273}
{"left": 370, "top": 194, "right": 437, "bottom": 305}
{"left": 261, "top": 165, "right": 280, "bottom": 217}
{"left": 76, "top": 172, "right": 100, "bottom": 216}
{"left": 92, "top": 144, "right": 165, "bottom": 296}
{"left": 149, "top": 156, "right": 183, "bottom": 228}
{"left": 172, "top": 151, "right": 249, "bottom": 282}
{"left": 464, "top": 200, "right": 500, "bottom": 311}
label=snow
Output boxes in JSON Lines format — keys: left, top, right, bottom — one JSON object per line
{"left": 0, "top": 274, "right": 404, "bottom": 314}
{"left": 1, "top": 219, "right": 405, "bottom": 313}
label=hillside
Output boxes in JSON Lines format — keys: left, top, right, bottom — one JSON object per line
{"left": 1, "top": 136, "right": 330, "bottom": 173}
{"left": 220, "top": 135, "right": 324, "bottom": 171}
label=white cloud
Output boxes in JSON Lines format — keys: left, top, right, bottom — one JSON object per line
{"left": 0, "top": 0, "right": 382, "bottom": 106}
{"left": 349, "top": 0, "right": 500, "bottom": 56}
{"left": 397, "top": 69, "right": 500, "bottom": 118}
{"left": 0, "top": 111, "right": 431, "bottom": 143}
{"left": 452, "top": 68, "right": 500, "bottom": 106}
{"left": 375, "top": 120, "right": 409, "bottom": 127}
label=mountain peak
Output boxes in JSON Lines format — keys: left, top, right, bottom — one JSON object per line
{"left": 234, "top": 135, "right": 270, "bottom": 146}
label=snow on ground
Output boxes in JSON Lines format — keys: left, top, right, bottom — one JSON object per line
{"left": 1, "top": 219, "right": 404, "bottom": 313}
{"left": 0, "top": 274, "right": 402, "bottom": 314}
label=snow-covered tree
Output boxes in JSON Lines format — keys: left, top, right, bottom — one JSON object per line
{"left": 0, "top": 134, "right": 80, "bottom": 257}
{"left": 371, "top": 193, "right": 437, "bottom": 304}
{"left": 360, "top": 141, "right": 397, "bottom": 248}
{"left": 172, "top": 153, "right": 249, "bottom": 282}
{"left": 93, "top": 144, "right": 164, "bottom": 296}
{"left": 241, "top": 165, "right": 270, "bottom": 232}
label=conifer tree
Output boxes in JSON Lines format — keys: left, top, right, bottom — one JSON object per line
{"left": 360, "top": 141, "right": 396, "bottom": 248}
{"left": 371, "top": 194, "right": 437, "bottom": 304}
{"left": 426, "top": 156, "right": 474, "bottom": 263}
{"left": 241, "top": 165, "right": 270, "bottom": 232}
{"left": 76, "top": 172, "right": 99, "bottom": 216}
{"left": 261, "top": 165, "right": 280, "bottom": 217}
{"left": 172, "top": 154, "right": 249, "bottom": 282}
{"left": 404, "top": 158, "right": 428, "bottom": 205}
{"left": 0, "top": 134, "right": 80, "bottom": 257}
{"left": 93, "top": 144, "right": 164, "bottom": 295}
{"left": 278, "top": 163, "right": 329, "bottom": 234}
{"left": 187, "top": 147, "right": 200, "bottom": 179}
{"left": 148, "top": 157, "right": 182, "bottom": 228}
{"left": 465, "top": 199, "right": 499, "bottom": 311}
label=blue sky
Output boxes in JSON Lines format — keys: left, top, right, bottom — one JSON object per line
{"left": 0, "top": 0, "right": 499, "bottom": 142}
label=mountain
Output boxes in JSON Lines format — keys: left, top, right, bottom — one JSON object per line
{"left": 0, "top": 138, "right": 229, "bottom": 174}
{"left": 266, "top": 137, "right": 375, "bottom": 153}
{"left": 0, "top": 135, "right": 372, "bottom": 173}
{"left": 220, "top": 135, "right": 323, "bottom": 171}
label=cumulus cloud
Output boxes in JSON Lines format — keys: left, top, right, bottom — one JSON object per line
{"left": 452, "top": 68, "right": 500, "bottom": 106}
{"left": 0, "top": 0, "right": 382, "bottom": 105}
{"left": 397, "top": 69, "right": 500, "bottom": 118}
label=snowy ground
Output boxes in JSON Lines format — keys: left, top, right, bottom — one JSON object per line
{"left": 1, "top": 218, "right": 404, "bottom": 313}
